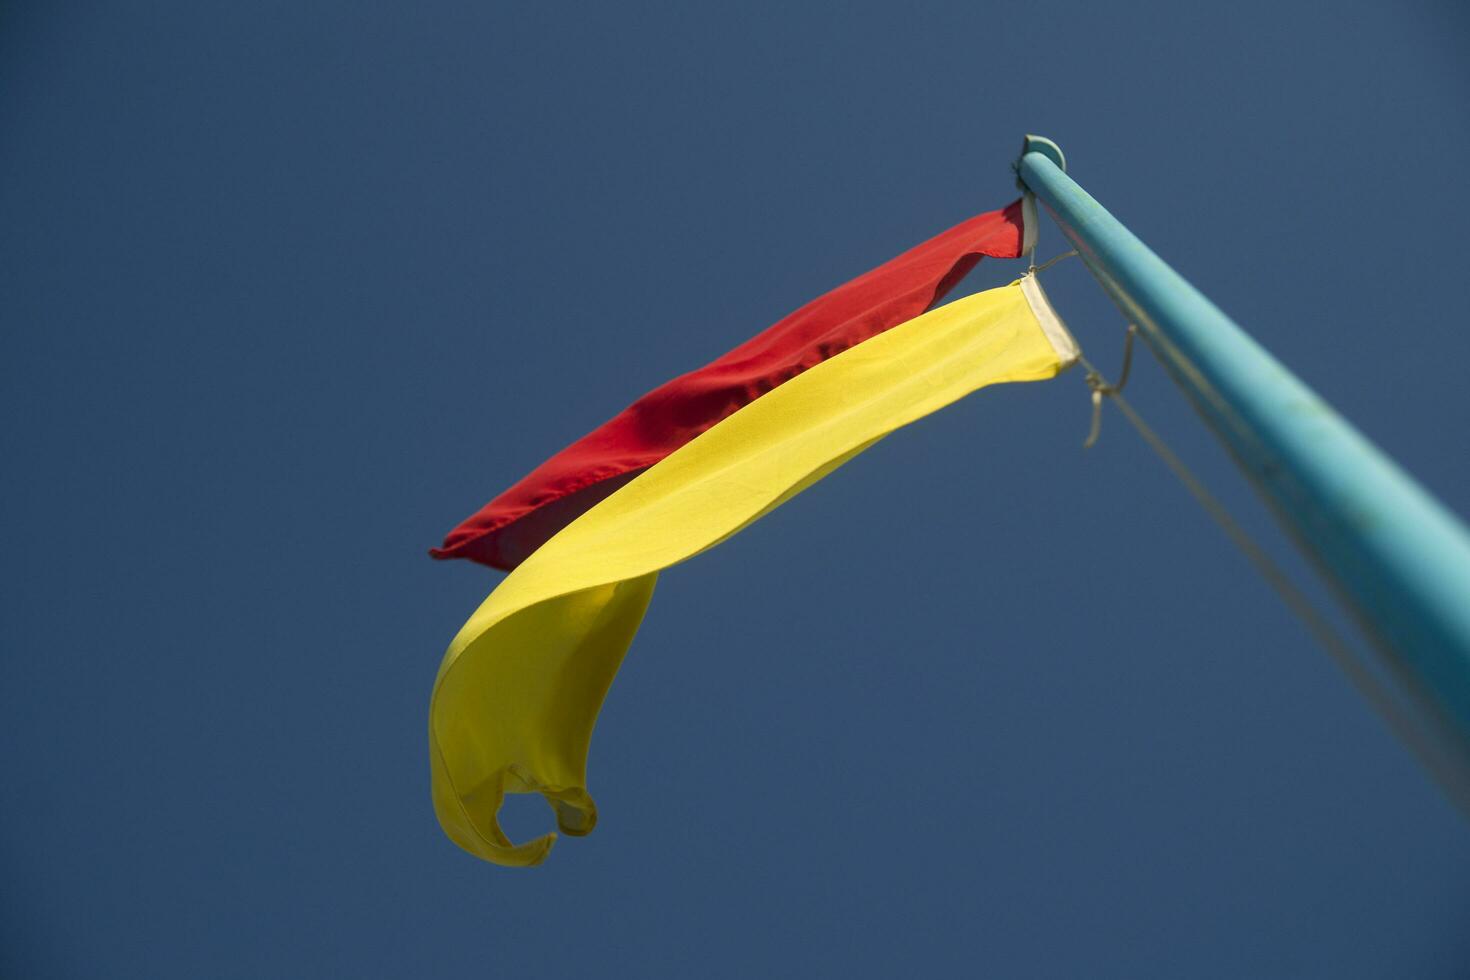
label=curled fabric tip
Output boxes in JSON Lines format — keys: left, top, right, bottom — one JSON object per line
{"left": 431, "top": 756, "right": 609, "bottom": 866}
{"left": 431, "top": 573, "right": 654, "bottom": 867}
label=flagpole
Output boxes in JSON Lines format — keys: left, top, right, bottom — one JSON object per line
{"left": 1015, "top": 135, "right": 1470, "bottom": 786}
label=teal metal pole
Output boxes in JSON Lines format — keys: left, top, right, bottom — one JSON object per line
{"left": 1015, "top": 135, "right": 1470, "bottom": 780}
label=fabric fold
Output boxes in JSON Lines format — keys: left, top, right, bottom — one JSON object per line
{"left": 430, "top": 276, "right": 1076, "bottom": 866}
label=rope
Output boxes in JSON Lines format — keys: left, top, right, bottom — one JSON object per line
{"left": 1082, "top": 325, "right": 1136, "bottom": 449}
{"left": 1030, "top": 249, "right": 1078, "bottom": 276}
{"left": 1023, "top": 201, "right": 1078, "bottom": 277}
{"left": 1077, "top": 337, "right": 1470, "bottom": 816}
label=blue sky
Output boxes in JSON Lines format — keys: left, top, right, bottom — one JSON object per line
{"left": 3, "top": 2, "right": 1468, "bottom": 976}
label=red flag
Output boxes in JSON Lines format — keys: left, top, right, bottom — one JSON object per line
{"left": 433, "top": 200, "right": 1029, "bottom": 569}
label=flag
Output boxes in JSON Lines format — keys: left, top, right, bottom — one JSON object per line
{"left": 430, "top": 276, "right": 1077, "bottom": 865}
{"left": 431, "top": 201, "right": 1030, "bottom": 570}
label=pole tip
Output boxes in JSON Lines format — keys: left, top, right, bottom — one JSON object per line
{"left": 1019, "top": 135, "right": 1067, "bottom": 172}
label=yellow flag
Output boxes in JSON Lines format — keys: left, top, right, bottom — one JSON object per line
{"left": 430, "top": 275, "right": 1077, "bottom": 865}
